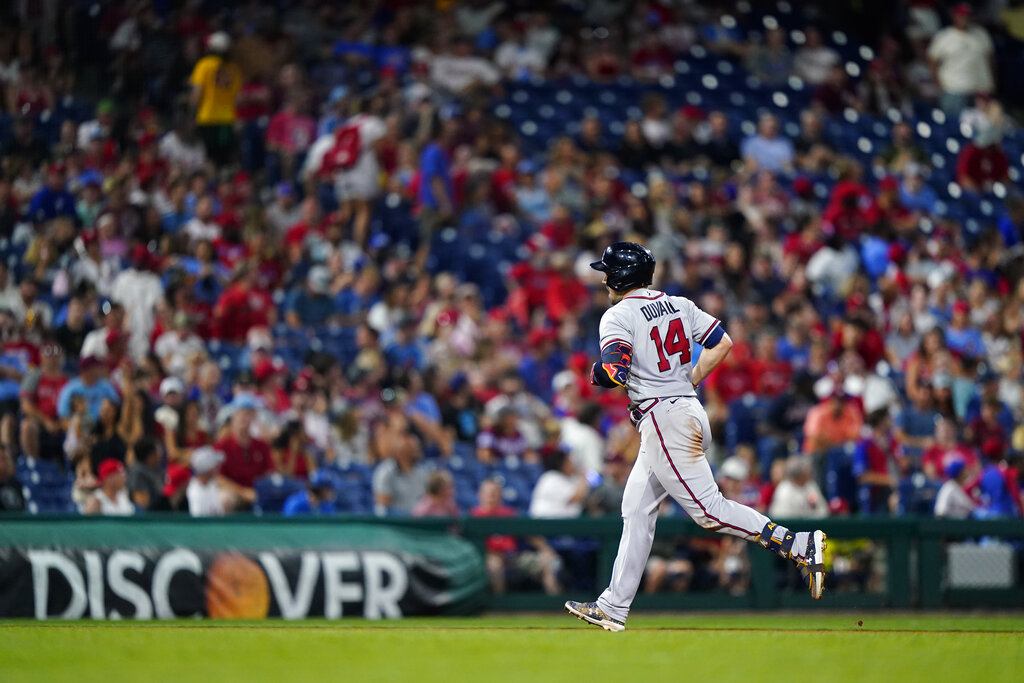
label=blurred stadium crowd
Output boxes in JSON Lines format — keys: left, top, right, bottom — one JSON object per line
{"left": 0, "top": 0, "right": 1022, "bottom": 586}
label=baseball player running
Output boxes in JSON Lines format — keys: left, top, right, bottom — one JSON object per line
{"left": 565, "top": 242, "right": 827, "bottom": 631}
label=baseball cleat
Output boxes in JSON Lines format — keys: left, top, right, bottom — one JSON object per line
{"left": 797, "top": 530, "right": 828, "bottom": 600}
{"left": 564, "top": 600, "right": 625, "bottom": 632}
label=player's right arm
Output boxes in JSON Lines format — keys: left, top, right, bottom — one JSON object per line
{"left": 592, "top": 309, "right": 632, "bottom": 389}
{"left": 690, "top": 330, "right": 732, "bottom": 386}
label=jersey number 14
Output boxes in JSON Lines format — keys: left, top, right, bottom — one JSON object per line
{"left": 649, "top": 317, "right": 691, "bottom": 372}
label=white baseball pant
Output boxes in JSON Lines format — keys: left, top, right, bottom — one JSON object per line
{"left": 596, "top": 396, "right": 808, "bottom": 622}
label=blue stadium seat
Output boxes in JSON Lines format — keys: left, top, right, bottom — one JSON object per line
{"left": 253, "top": 474, "right": 306, "bottom": 514}
{"left": 897, "top": 476, "right": 943, "bottom": 516}
{"left": 724, "top": 395, "right": 771, "bottom": 451}
{"left": 824, "top": 445, "right": 857, "bottom": 511}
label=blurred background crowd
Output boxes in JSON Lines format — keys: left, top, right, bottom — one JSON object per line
{"left": 0, "top": 0, "right": 1023, "bottom": 592}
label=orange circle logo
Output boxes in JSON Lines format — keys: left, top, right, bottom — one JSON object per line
{"left": 205, "top": 553, "right": 270, "bottom": 619}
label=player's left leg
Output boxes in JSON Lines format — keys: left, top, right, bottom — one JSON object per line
{"left": 644, "top": 398, "right": 827, "bottom": 599}
{"left": 565, "top": 440, "right": 667, "bottom": 630}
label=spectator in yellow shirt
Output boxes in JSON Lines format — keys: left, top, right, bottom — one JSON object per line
{"left": 189, "top": 31, "right": 242, "bottom": 167}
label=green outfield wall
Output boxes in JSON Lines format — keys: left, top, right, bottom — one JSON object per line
{"left": 0, "top": 515, "right": 1020, "bottom": 618}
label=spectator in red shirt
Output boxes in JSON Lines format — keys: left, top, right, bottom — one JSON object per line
{"left": 539, "top": 205, "right": 575, "bottom": 250}
{"left": 749, "top": 333, "right": 792, "bottom": 398}
{"left": 18, "top": 340, "right": 67, "bottom": 464}
{"left": 812, "top": 64, "right": 861, "bottom": 114}
{"left": 470, "top": 477, "right": 561, "bottom": 594}
{"left": 704, "top": 345, "right": 755, "bottom": 405}
{"left": 134, "top": 134, "right": 168, "bottom": 188}
{"left": 266, "top": 95, "right": 317, "bottom": 183}
{"left": 875, "top": 176, "right": 915, "bottom": 233}
{"left": 215, "top": 396, "right": 273, "bottom": 507}
{"left": 254, "top": 357, "right": 291, "bottom": 415}
{"left": 921, "top": 417, "right": 979, "bottom": 481}
{"left": 630, "top": 33, "right": 674, "bottom": 81}
{"left": 783, "top": 215, "right": 826, "bottom": 265}
{"left": 822, "top": 170, "right": 880, "bottom": 242}
{"left": 211, "top": 264, "right": 276, "bottom": 342}
{"left": 966, "top": 398, "right": 1009, "bottom": 462}
{"left": 490, "top": 143, "right": 519, "bottom": 213}
{"left": 830, "top": 315, "right": 885, "bottom": 369}
{"left": 854, "top": 410, "right": 898, "bottom": 514}
{"left": 544, "top": 253, "right": 587, "bottom": 324}
{"left": 956, "top": 132, "right": 1009, "bottom": 193}
{"left": 470, "top": 478, "right": 519, "bottom": 593}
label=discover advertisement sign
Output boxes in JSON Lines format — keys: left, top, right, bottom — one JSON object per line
{"left": 0, "top": 519, "right": 486, "bottom": 620}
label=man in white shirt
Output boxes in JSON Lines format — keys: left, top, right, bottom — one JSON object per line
{"left": 927, "top": 4, "right": 995, "bottom": 115}
{"left": 529, "top": 450, "right": 588, "bottom": 518}
{"left": 77, "top": 100, "right": 116, "bottom": 150}
{"left": 182, "top": 196, "right": 221, "bottom": 246}
{"left": 187, "top": 446, "right": 226, "bottom": 517}
{"left": 559, "top": 401, "right": 605, "bottom": 478}
{"left": 769, "top": 456, "right": 829, "bottom": 518}
{"left": 71, "top": 227, "right": 119, "bottom": 297}
{"left": 794, "top": 26, "right": 840, "bottom": 86}
{"left": 159, "top": 119, "right": 207, "bottom": 172}
{"left": 83, "top": 459, "right": 134, "bottom": 516}
{"left": 0, "top": 264, "right": 19, "bottom": 313}
{"left": 429, "top": 39, "right": 501, "bottom": 95}
{"left": 934, "top": 459, "right": 977, "bottom": 519}
{"left": 154, "top": 311, "right": 207, "bottom": 378}
{"left": 640, "top": 95, "right": 671, "bottom": 149}
{"left": 526, "top": 12, "right": 560, "bottom": 62}
{"left": 81, "top": 301, "right": 125, "bottom": 360}
{"left": 110, "top": 246, "right": 164, "bottom": 361}
{"left": 495, "top": 26, "right": 546, "bottom": 80}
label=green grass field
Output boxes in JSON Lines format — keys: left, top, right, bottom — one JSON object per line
{"left": 2, "top": 613, "right": 1022, "bottom": 682}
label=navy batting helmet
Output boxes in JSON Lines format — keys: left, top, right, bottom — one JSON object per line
{"left": 590, "top": 242, "right": 655, "bottom": 292}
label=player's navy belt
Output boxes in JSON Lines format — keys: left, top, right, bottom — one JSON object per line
{"left": 628, "top": 398, "right": 660, "bottom": 427}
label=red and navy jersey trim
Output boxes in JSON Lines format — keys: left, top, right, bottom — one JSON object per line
{"left": 697, "top": 319, "right": 720, "bottom": 345}
{"left": 601, "top": 337, "right": 633, "bottom": 350}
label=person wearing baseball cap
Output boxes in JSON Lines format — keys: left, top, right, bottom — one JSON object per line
{"left": 82, "top": 458, "right": 133, "bottom": 515}
{"left": 186, "top": 446, "right": 227, "bottom": 517}
{"left": 213, "top": 395, "right": 272, "bottom": 508}
{"left": 945, "top": 300, "right": 985, "bottom": 359}
{"left": 586, "top": 452, "right": 632, "bottom": 516}
{"left": 934, "top": 457, "right": 977, "bottom": 518}
{"left": 927, "top": 2, "right": 995, "bottom": 116}
{"left": 284, "top": 265, "right": 334, "bottom": 329}
{"left": 282, "top": 470, "right": 338, "bottom": 517}
{"left": 153, "top": 311, "right": 206, "bottom": 380}
{"left": 159, "top": 376, "right": 186, "bottom": 406}
{"left": 189, "top": 30, "right": 242, "bottom": 166}
{"left": 162, "top": 464, "right": 192, "bottom": 512}
{"left": 29, "top": 161, "right": 76, "bottom": 224}
{"left": 56, "top": 354, "right": 120, "bottom": 423}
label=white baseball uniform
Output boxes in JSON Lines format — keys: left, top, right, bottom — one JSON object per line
{"left": 593, "top": 288, "right": 811, "bottom": 622}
